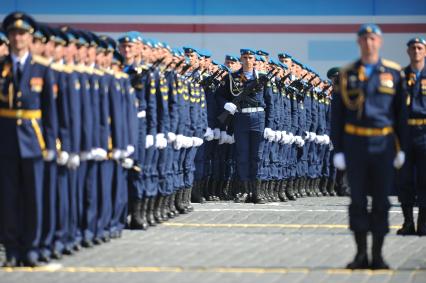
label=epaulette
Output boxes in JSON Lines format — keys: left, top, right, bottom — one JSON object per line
{"left": 50, "top": 62, "right": 64, "bottom": 72}
{"left": 85, "top": 66, "right": 94, "bottom": 75}
{"left": 31, "top": 54, "right": 51, "bottom": 66}
{"left": 74, "top": 65, "right": 86, "bottom": 73}
{"left": 93, "top": 68, "right": 104, "bottom": 76}
{"left": 103, "top": 69, "right": 114, "bottom": 75}
{"left": 341, "top": 62, "right": 356, "bottom": 73}
{"left": 120, "top": 72, "right": 129, "bottom": 79}
{"left": 381, "top": 59, "right": 401, "bottom": 71}
{"left": 62, "top": 64, "right": 74, "bottom": 74}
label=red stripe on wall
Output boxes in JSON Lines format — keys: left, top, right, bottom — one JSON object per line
{"left": 49, "top": 23, "right": 426, "bottom": 33}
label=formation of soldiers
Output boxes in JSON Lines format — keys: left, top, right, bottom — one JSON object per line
{"left": 0, "top": 12, "right": 425, "bottom": 269}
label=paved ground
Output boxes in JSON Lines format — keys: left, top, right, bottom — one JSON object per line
{"left": 1, "top": 196, "right": 426, "bottom": 283}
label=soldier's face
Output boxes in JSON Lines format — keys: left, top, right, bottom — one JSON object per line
{"left": 186, "top": 52, "right": 198, "bottom": 66}
{"left": 241, "top": 54, "right": 255, "bottom": 70}
{"left": 407, "top": 43, "right": 426, "bottom": 63}
{"left": 65, "top": 43, "right": 77, "bottom": 63}
{"left": 53, "top": 43, "right": 64, "bottom": 62}
{"left": 119, "top": 42, "right": 136, "bottom": 61}
{"left": 8, "top": 29, "right": 32, "bottom": 53}
{"left": 43, "top": 40, "right": 55, "bottom": 59}
{"left": 224, "top": 59, "right": 237, "bottom": 70}
{"left": 30, "top": 39, "right": 44, "bottom": 56}
{"left": 357, "top": 33, "right": 382, "bottom": 57}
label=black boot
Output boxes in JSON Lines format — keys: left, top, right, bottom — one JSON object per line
{"left": 252, "top": 180, "right": 266, "bottom": 204}
{"left": 234, "top": 181, "right": 249, "bottom": 203}
{"left": 175, "top": 188, "right": 188, "bottom": 214}
{"left": 396, "top": 205, "right": 416, "bottom": 235}
{"left": 153, "top": 195, "right": 164, "bottom": 223}
{"left": 191, "top": 181, "right": 205, "bottom": 203}
{"left": 207, "top": 180, "right": 216, "bottom": 201}
{"left": 185, "top": 187, "right": 194, "bottom": 212}
{"left": 168, "top": 192, "right": 178, "bottom": 218}
{"left": 418, "top": 207, "right": 426, "bottom": 236}
{"left": 286, "top": 178, "right": 297, "bottom": 200}
{"left": 299, "top": 178, "right": 307, "bottom": 198}
{"left": 130, "top": 199, "right": 148, "bottom": 230}
{"left": 315, "top": 177, "right": 323, "bottom": 197}
{"left": 371, "top": 234, "right": 389, "bottom": 269}
{"left": 327, "top": 177, "right": 337, "bottom": 196}
{"left": 320, "top": 177, "right": 329, "bottom": 196}
{"left": 140, "top": 197, "right": 149, "bottom": 228}
{"left": 146, "top": 197, "right": 157, "bottom": 226}
{"left": 278, "top": 180, "right": 288, "bottom": 202}
{"left": 272, "top": 180, "right": 280, "bottom": 202}
{"left": 346, "top": 232, "right": 369, "bottom": 269}
{"left": 305, "top": 178, "right": 314, "bottom": 197}
{"left": 161, "top": 195, "right": 169, "bottom": 222}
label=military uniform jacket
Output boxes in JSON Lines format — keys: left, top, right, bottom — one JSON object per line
{"left": 331, "top": 58, "right": 408, "bottom": 153}
{"left": 0, "top": 54, "right": 58, "bottom": 158}
{"left": 404, "top": 65, "right": 426, "bottom": 119}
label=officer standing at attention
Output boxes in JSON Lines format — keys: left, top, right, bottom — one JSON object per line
{"left": 0, "top": 12, "right": 58, "bottom": 267}
{"left": 331, "top": 24, "right": 407, "bottom": 269}
{"left": 398, "top": 37, "right": 426, "bottom": 236}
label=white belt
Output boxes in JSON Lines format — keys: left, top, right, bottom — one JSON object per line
{"left": 241, "top": 107, "right": 264, "bottom": 113}
{"left": 137, "top": 110, "right": 146, "bottom": 118}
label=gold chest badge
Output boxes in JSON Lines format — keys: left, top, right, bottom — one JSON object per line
{"left": 379, "top": 73, "right": 394, "bottom": 88}
{"left": 30, "top": 77, "right": 43, "bottom": 92}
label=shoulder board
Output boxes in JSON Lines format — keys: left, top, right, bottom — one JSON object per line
{"left": 120, "top": 72, "right": 129, "bottom": 79}
{"left": 74, "top": 65, "right": 85, "bottom": 73}
{"left": 103, "top": 69, "right": 114, "bottom": 75}
{"left": 381, "top": 59, "right": 401, "bottom": 71}
{"left": 341, "top": 62, "right": 356, "bottom": 73}
{"left": 85, "top": 67, "right": 94, "bottom": 75}
{"left": 50, "top": 62, "right": 64, "bottom": 72}
{"left": 62, "top": 64, "right": 74, "bottom": 74}
{"left": 31, "top": 54, "right": 51, "bottom": 66}
{"left": 93, "top": 68, "right": 104, "bottom": 76}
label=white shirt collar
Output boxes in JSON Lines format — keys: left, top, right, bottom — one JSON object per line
{"left": 11, "top": 51, "right": 30, "bottom": 70}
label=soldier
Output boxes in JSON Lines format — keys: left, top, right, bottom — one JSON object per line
{"left": 0, "top": 12, "right": 58, "bottom": 267}
{"left": 331, "top": 24, "right": 407, "bottom": 269}
{"left": 217, "top": 48, "right": 274, "bottom": 204}
{"left": 398, "top": 37, "right": 426, "bottom": 236}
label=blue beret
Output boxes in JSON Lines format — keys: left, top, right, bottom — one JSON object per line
{"left": 2, "top": 12, "right": 36, "bottom": 34}
{"left": 171, "top": 48, "right": 181, "bottom": 57}
{"left": 240, "top": 48, "right": 256, "bottom": 55}
{"left": 255, "top": 55, "right": 266, "bottom": 62}
{"left": 407, "top": 37, "right": 426, "bottom": 46}
{"left": 327, "top": 67, "right": 340, "bottom": 79}
{"left": 256, "top": 49, "right": 269, "bottom": 56}
{"left": 0, "top": 29, "right": 8, "bottom": 44}
{"left": 183, "top": 46, "right": 198, "bottom": 54}
{"left": 211, "top": 60, "right": 219, "bottom": 66}
{"left": 292, "top": 58, "right": 302, "bottom": 66}
{"left": 198, "top": 49, "right": 212, "bottom": 58}
{"left": 142, "top": 38, "right": 153, "bottom": 47}
{"left": 225, "top": 54, "right": 239, "bottom": 62}
{"left": 278, "top": 52, "right": 292, "bottom": 59}
{"left": 358, "top": 24, "right": 382, "bottom": 36}
{"left": 118, "top": 32, "right": 139, "bottom": 44}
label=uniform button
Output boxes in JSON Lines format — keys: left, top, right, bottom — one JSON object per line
{"left": 17, "top": 101, "right": 22, "bottom": 107}
{"left": 17, "top": 119, "right": 22, "bottom": 126}
{"left": 17, "top": 91, "right": 22, "bottom": 98}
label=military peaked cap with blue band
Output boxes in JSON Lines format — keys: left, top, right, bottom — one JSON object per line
{"left": 407, "top": 37, "right": 426, "bottom": 46}
{"left": 357, "top": 24, "right": 382, "bottom": 36}
{"left": 2, "top": 12, "right": 36, "bottom": 34}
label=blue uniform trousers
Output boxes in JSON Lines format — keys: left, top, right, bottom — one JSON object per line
{"left": 0, "top": 157, "right": 44, "bottom": 263}
{"left": 345, "top": 134, "right": 395, "bottom": 235}
{"left": 233, "top": 112, "right": 265, "bottom": 181}
{"left": 53, "top": 165, "right": 69, "bottom": 254}
{"left": 40, "top": 161, "right": 57, "bottom": 258}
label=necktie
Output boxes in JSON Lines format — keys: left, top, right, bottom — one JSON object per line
{"left": 16, "top": 62, "right": 22, "bottom": 87}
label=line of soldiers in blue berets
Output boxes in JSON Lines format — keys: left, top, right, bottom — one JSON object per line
{"left": 1, "top": 11, "right": 425, "bottom": 269}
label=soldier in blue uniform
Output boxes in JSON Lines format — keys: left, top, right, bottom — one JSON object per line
{"left": 398, "top": 37, "right": 426, "bottom": 236}
{"left": 0, "top": 12, "right": 58, "bottom": 267}
{"left": 331, "top": 24, "right": 408, "bottom": 269}
{"left": 218, "top": 48, "right": 274, "bottom": 204}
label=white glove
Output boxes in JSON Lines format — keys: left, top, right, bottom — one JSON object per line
{"left": 224, "top": 102, "right": 238, "bottom": 115}
{"left": 43, "top": 150, "right": 55, "bottom": 162}
{"left": 323, "top": 135, "right": 330, "bottom": 145}
{"left": 333, "top": 152, "right": 346, "bottom": 170}
{"left": 92, "top": 148, "right": 108, "bottom": 161}
{"left": 218, "top": 131, "right": 228, "bottom": 145}
{"left": 393, "top": 151, "right": 405, "bottom": 169}
{"left": 57, "top": 151, "right": 69, "bottom": 166}
{"left": 80, "top": 150, "right": 94, "bottom": 161}
{"left": 174, "top": 134, "right": 184, "bottom": 150}
{"left": 274, "top": 131, "right": 282, "bottom": 143}
{"left": 295, "top": 136, "right": 304, "bottom": 147}
{"left": 156, "top": 133, "right": 168, "bottom": 149}
{"left": 127, "top": 145, "right": 135, "bottom": 156}
{"left": 213, "top": 128, "right": 221, "bottom": 139}
{"left": 121, "top": 158, "right": 134, "bottom": 169}
{"left": 204, "top": 127, "right": 214, "bottom": 141}
{"left": 309, "top": 132, "right": 317, "bottom": 142}
{"left": 167, "top": 132, "right": 177, "bottom": 143}
{"left": 185, "top": 136, "right": 194, "bottom": 148}
{"left": 228, "top": 134, "right": 235, "bottom": 144}
{"left": 304, "top": 131, "right": 311, "bottom": 141}
{"left": 67, "top": 154, "right": 80, "bottom": 169}
{"left": 314, "top": 135, "right": 323, "bottom": 144}
{"left": 145, "top": 135, "right": 154, "bottom": 149}
{"left": 264, "top": 128, "right": 274, "bottom": 140}
{"left": 111, "top": 149, "right": 122, "bottom": 160}
{"left": 193, "top": 137, "right": 204, "bottom": 147}
{"left": 288, "top": 132, "right": 295, "bottom": 144}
